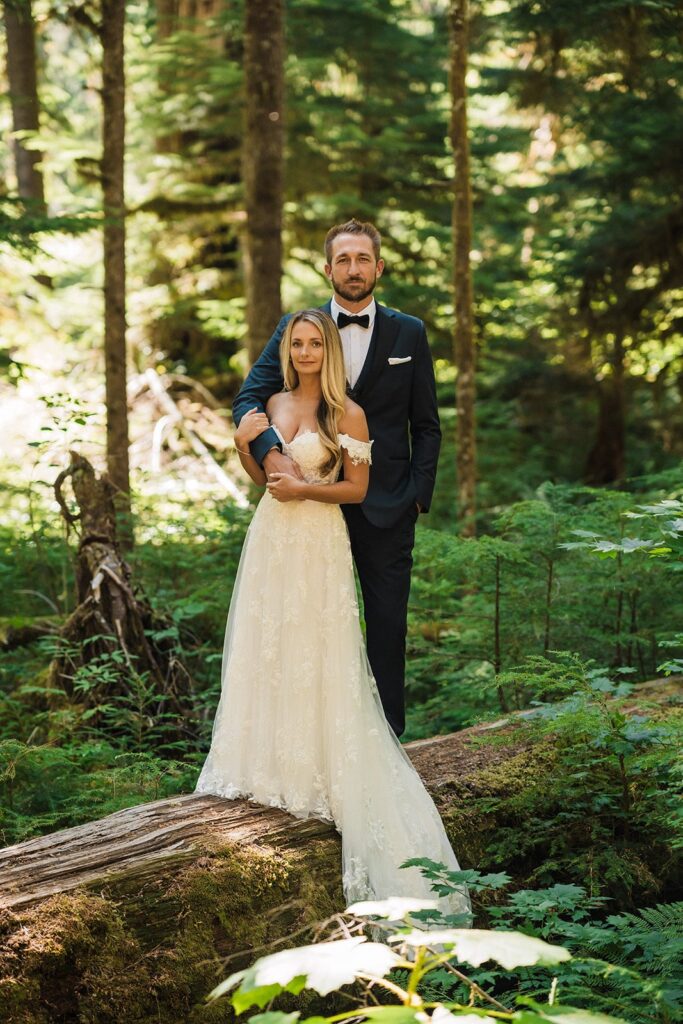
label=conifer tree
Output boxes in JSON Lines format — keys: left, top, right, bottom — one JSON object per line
{"left": 101, "top": 0, "right": 131, "bottom": 535}
{"left": 3, "top": 0, "right": 45, "bottom": 210}
{"left": 450, "top": 0, "right": 477, "bottom": 535}
{"left": 242, "top": 0, "right": 283, "bottom": 363}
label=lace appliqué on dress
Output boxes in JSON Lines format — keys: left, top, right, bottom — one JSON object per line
{"left": 195, "top": 425, "right": 472, "bottom": 922}
{"left": 338, "top": 433, "right": 373, "bottom": 466}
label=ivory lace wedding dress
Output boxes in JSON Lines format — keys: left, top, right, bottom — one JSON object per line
{"left": 195, "top": 429, "right": 471, "bottom": 920}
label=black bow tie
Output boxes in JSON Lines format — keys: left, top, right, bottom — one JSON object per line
{"left": 337, "top": 312, "right": 370, "bottom": 329}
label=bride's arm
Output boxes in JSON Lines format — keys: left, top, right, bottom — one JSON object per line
{"left": 266, "top": 404, "right": 370, "bottom": 505}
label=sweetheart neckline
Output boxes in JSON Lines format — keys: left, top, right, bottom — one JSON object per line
{"left": 273, "top": 427, "right": 369, "bottom": 451}
{"left": 273, "top": 426, "right": 319, "bottom": 447}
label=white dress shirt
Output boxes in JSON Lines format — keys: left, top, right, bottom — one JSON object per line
{"left": 331, "top": 296, "right": 376, "bottom": 388}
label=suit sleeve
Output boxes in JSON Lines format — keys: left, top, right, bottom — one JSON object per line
{"left": 409, "top": 324, "right": 442, "bottom": 513}
{"left": 232, "top": 315, "right": 290, "bottom": 466}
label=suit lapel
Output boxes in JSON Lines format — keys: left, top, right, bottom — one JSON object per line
{"left": 349, "top": 313, "right": 379, "bottom": 396}
{"left": 320, "top": 300, "right": 399, "bottom": 399}
{"left": 352, "top": 304, "right": 399, "bottom": 400}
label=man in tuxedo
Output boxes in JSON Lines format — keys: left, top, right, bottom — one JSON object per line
{"left": 232, "top": 218, "right": 441, "bottom": 737}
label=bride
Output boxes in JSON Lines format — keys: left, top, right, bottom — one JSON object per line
{"left": 195, "top": 308, "right": 471, "bottom": 920}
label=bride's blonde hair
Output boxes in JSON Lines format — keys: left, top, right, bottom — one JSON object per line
{"left": 280, "top": 309, "right": 347, "bottom": 475}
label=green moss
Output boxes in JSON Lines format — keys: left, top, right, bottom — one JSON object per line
{"left": 436, "top": 744, "right": 557, "bottom": 874}
{"left": 436, "top": 734, "right": 679, "bottom": 906}
{"left": 0, "top": 892, "right": 150, "bottom": 1024}
{"left": 0, "top": 835, "right": 345, "bottom": 1023}
{"left": 468, "top": 745, "right": 557, "bottom": 799}
{"left": 176, "top": 838, "right": 344, "bottom": 1022}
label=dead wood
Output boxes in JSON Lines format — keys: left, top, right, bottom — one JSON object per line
{"left": 0, "top": 618, "right": 61, "bottom": 651}
{"left": 143, "top": 368, "right": 250, "bottom": 507}
{"left": 0, "top": 679, "right": 679, "bottom": 1023}
{"left": 48, "top": 451, "right": 199, "bottom": 743}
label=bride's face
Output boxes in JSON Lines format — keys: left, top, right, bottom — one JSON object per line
{"left": 290, "top": 321, "right": 325, "bottom": 377}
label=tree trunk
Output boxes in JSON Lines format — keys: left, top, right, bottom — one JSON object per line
{"left": 584, "top": 328, "right": 626, "bottom": 484}
{"left": 101, "top": 0, "right": 131, "bottom": 540}
{"left": 449, "top": 0, "right": 477, "bottom": 537}
{"left": 155, "top": 0, "right": 182, "bottom": 154}
{"left": 242, "top": 0, "right": 284, "bottom": 365}
{"left": 3, "top": 0, "right": 46, "bottom": 210}
{"left": 157, "top": 0, "right": 179, "bottom": 38}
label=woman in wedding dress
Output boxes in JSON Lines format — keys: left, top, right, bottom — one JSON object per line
{"left": 195, "top": 309, "right": 470, "bottom": 921}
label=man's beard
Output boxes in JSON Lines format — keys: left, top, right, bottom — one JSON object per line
{"left": 330, "top": 271, "right": 378, "bottom": 304}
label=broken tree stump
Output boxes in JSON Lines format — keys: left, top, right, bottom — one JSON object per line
{"left": 47, "top": 451, "right": 200, "bottom": 747}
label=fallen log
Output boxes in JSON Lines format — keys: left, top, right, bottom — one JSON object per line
{"left": 0, "top": 725, "right": 507, "bottom": 913}
{"left": 0, "top": 617, "right": 61, "bottom": 651}
{"left": 0, "top": 678, "right": 679, "bottom": 1024}
{"left": 0, "top": 724, "right": 517, "bottom": 1024}
{"left": 143, "top": 368, "right": 250, "bottom": 508}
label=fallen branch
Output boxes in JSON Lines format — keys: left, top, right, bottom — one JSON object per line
{"left": 144, "top": 368, "right": 250, "bottom": 508}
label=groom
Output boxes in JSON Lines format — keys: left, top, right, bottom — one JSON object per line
{"left": 233, "top": 218, "right": 441, "bottom": 738}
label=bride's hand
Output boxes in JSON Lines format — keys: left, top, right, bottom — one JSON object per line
{"left": 234, "top": 407, "right": 271, "bottom": 447}
{"left": 267, "top": 472, "right": 305, "bottom": 502}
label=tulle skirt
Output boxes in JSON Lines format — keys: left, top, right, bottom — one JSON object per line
{"left": 195, "top": 490, "right": 470, "bottom": 918}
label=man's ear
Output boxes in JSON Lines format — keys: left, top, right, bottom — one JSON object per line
{"left": 376, "top": 258, "right": 385, "bottom": 278}
{"left": 324, "top": 263, "right": 332, "bottom": 281}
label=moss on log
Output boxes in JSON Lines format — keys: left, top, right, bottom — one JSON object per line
{"left": 1, "top": 677, "right": 680, "bottom": 1023}
{"left": 0, "top": 801, "right": 344, "bottom": 1023}
{"left": 0, "top": 722, "right": 507, "bottom": 1023}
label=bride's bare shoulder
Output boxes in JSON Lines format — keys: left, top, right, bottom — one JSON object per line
{"left": 339, "top": 398, "right": 369, "bottom": 440}
{"left": 266, "top": 391, "right": 289, "bottom": 416}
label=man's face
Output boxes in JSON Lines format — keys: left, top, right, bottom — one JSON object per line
{"left": 325, "top": 233, "right": 384, "bottom": 304}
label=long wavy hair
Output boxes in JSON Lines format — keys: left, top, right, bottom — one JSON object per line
{"left": 280, "top": 309, "right": 347, "bottom": 475}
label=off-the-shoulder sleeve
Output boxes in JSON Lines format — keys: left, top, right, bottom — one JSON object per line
{"left": 338, "top": 433, "right": 373, "bottom": 466}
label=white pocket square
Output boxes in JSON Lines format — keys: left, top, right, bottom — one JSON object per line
{"left": 388, "top": 356, "right": 412, "bottom": 365}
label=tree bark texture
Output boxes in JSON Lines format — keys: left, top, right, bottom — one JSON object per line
{"left": 49, "top": 452, "right": 199, "bottom": 745}
{"left": 242, "top": 0, "right": 284, "bottom": 364}
{"left": 155, "top": 0, "right": 183, "bottom": 154}
{"left": 101, "top": 0, "right": 131, "bottom": 531}
{"left": 3, "top": 0, "right": 46, "bottom": 209}
{"left": 156, "top": 0, "right": 178, "bottom": 145}
{"left": 449, "top": 0, "right": 477, "bottom": 537}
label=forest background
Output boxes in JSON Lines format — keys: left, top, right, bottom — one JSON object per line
{"left": 0, "top": 0, "right": 682, "bottom": 1020}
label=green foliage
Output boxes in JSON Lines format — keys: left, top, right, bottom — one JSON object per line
{"left": 1, "top": 7, "right": 682, "bottom": 1019}
{"left": 4, "top": 0, "right": 683, "bottom": 494}
{"left": 0, "top": 196, "right": 98, "bottom": 255}
{"left": 2, "top": 476, "right": 681, "bottom": 916}
{"left": 0, "top": 491, "right": 248, "bottom": 844}
{"left": 398, "top": 869, "right": 683, "bottom": 1024}
{"left": 407, "top": 480, "right": 682, "bottom": 739}
{"left": 0, "top": 734, "right": 194, "bottom": 846}
{"left": 204, "top": 879, "right": 682, "bottom": 1024}
{"left": 462, "top": 651, "right": 683, "bottom": 901}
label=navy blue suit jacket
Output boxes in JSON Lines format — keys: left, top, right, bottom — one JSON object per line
{"left": 232, "top": 300, "right": 442, "bottom": 529}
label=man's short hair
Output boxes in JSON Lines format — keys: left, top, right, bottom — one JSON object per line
{"left": 325, "top": 218, "right": 382, "bottom": 263}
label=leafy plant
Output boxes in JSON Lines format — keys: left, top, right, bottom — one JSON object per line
{"left": 205, "top": 892, "right": 620, "bottom": 1024}
{"left": 203, "top": 865, "right": 682, "bottom": 1024}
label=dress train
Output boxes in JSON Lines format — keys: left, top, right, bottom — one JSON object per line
{"left": 195, "top": 430, "right": 471, "bottom": 921}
